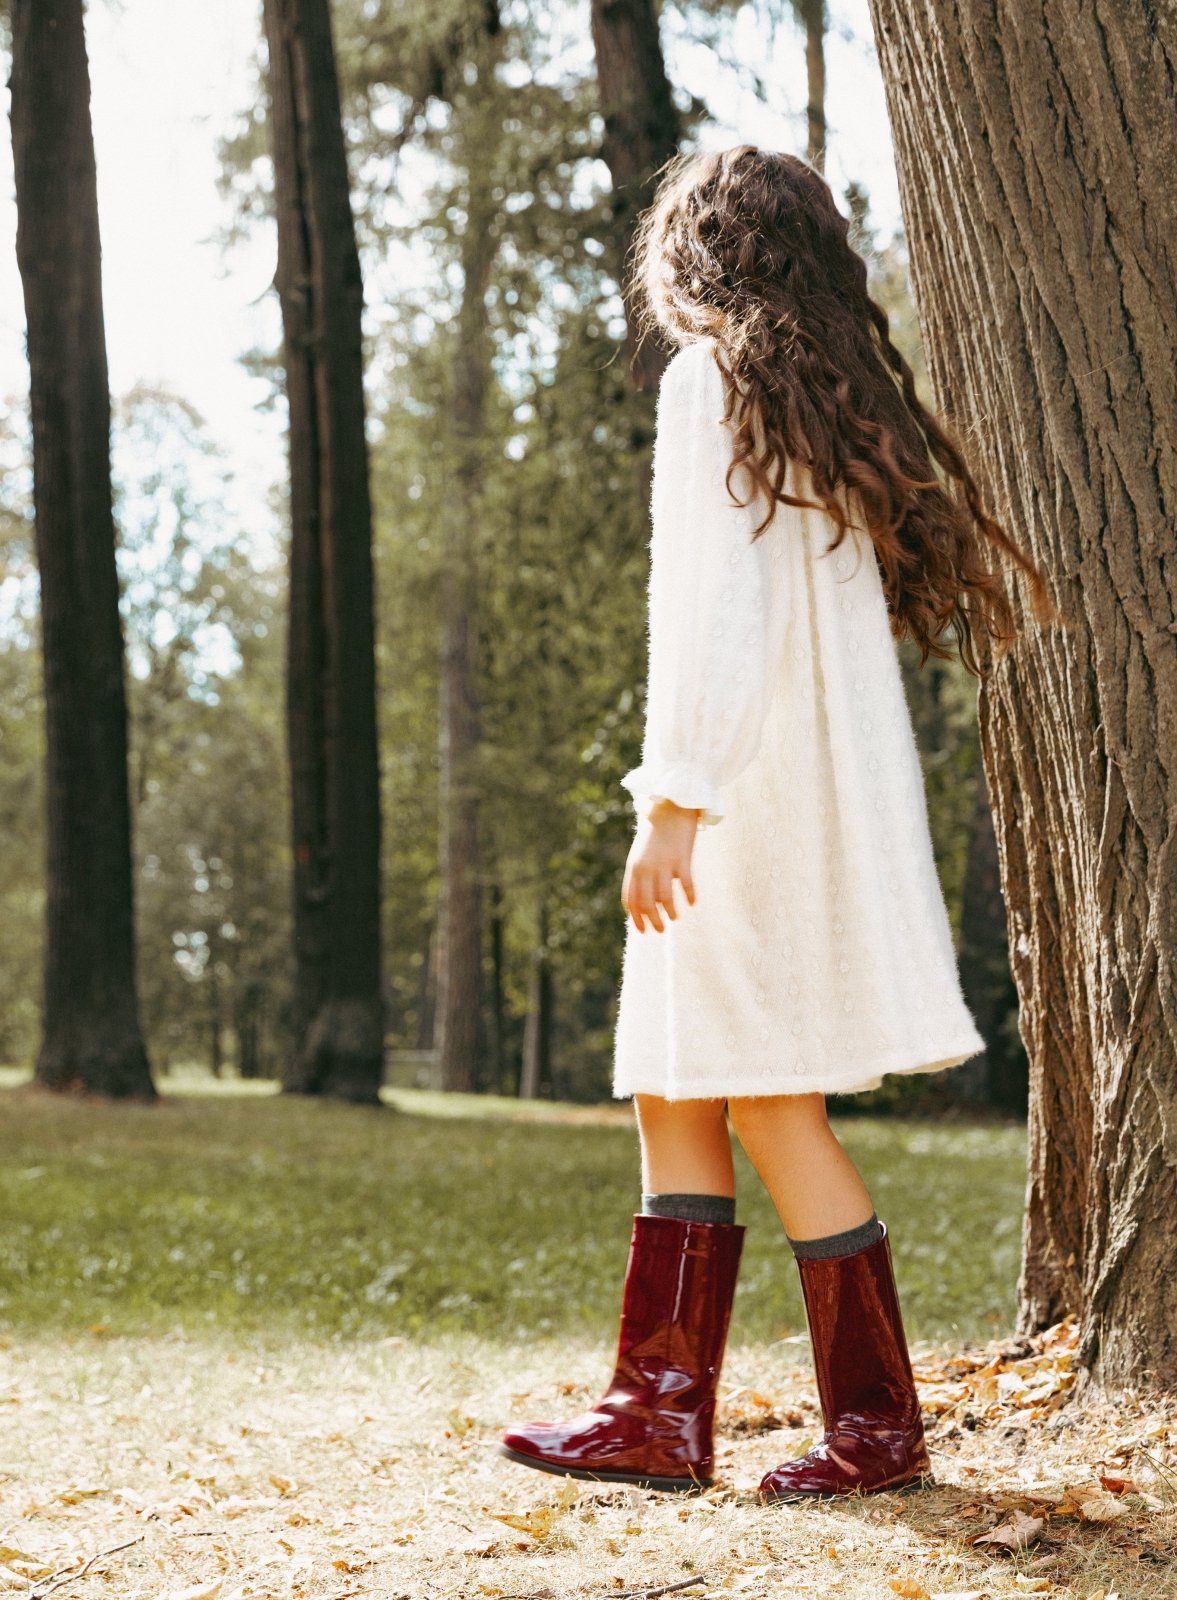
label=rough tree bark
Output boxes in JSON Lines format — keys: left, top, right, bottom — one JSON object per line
{"left": 590, "top": 0, "right": 680, "bottom": 392}
{"left": 11, "top": 0, "right": 155, "bottom": 1099}
{"left": 263, "top": 0, "right": 385, "bottom": 1102}
{"left": 868, "top": 1, "right": 1177, "bottom": 1390}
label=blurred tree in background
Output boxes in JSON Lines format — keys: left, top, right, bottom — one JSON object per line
{"left": 10, "top": 0, "right": 154, "bottom": 1098}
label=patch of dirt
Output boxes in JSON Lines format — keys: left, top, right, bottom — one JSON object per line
{"left": 0, "top": 1319, "right": 1170, "bottom": 1599}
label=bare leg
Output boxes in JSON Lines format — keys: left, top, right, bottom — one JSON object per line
{"left": 726, "top": 1092, "right": 875, "bottom": 1239}
{"left": 632, "top": 1093, "right": 735, "bottom": 1197}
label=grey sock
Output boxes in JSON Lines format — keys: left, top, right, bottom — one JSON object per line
{"left": 787, "top": 1211, "right": 883, "bottom": 1259}
{"left": 641, "top": 1192, "right": 737, "bottom": 1225}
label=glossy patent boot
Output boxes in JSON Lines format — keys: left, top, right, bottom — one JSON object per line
{"left": 499, "top": 1213, "right": 745, "bottom": 1491}
{"left": 759, "top": 1221, "right": 933, "bottom": 1501}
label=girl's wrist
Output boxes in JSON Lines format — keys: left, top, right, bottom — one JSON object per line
{"left": 644, "top": 797, "right": 701, "bottom": 825}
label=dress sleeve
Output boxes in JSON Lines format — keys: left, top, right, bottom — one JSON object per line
{"left": 620, "top": 340, "right": 772, "bottom": 830}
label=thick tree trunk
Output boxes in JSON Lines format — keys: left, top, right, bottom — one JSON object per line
{"left": 590, "top": 0, "right": 680, "bottom": 392}
{"left": 868, "top": 1, "right": 1177, "bottom": 1391}
{"left": 796, "top": 0, "right": 827, "bottom": 173}
{"left": 11, "top": 0, "right": 154, "bottom": 1099}
{"left": 263, "top": 0, "right": 385, "bottom": 1102}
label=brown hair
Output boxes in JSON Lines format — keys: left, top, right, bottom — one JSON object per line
{"left": 629, "top": 146, "right": 1063, "bottom": 678}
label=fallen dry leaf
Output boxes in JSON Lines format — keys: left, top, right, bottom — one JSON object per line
{"left": 1098, "top": 1474, "right": 1139, "bottom": 1496}
{"left": 970, "top": 1510, "right": 1045, "bottom": 1550}
{"left": 1065, "top": 1486, "right": 1132, "bottom": 1523}
{"left": 0, "top": 1547, "right": 57, "bottom": 1583}
{"left": 889, "top": 1579, "right": 930, "bottom": 1599}
{"left": 56, "top": 1484, "right": 105, "bottom": 1505}
{"left": 488, "top": 1479, "right": 579, "bottom": 1542}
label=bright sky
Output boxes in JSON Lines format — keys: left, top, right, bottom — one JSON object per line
{"left": 0, "top": 0, "right": 902, "bottom": 555}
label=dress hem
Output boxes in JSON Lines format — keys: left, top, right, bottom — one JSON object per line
{"left": 611, "top": 1034, "right": 986, "bottom": 1103}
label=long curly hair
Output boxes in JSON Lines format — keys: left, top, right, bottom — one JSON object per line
{"left": 629, "top": 146, "right": 1063, "bottom": 678}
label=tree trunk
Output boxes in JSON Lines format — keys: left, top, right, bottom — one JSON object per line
{"left": 958, "top": 765, "right": 1027, "bottom": 1114}
{"left": 263, "top": 0, "right": 385, "bottom": 1103}
{"left": 11, "top": 0, "right": 154, "bottom": 1100}
{"left": 235, "top": 983, "right": 262, "bottom": 1079}
{"left": 519, "top": 903, "right": 553, "bottom": 1102}
{"left": 434, "top": 39, "right": 501, "bottom": 1098}
{"left": 590, "top": 0, "right": 680, "bottom": 392}
{"left": 487, "top": 872, "right": 506, "bottom": 1095}
{"left": 209, "top": 959, "right": 224, "bottom": 1078}
{"left": 796, "top": 0, "right": 827, "bottom": 173}
{"left": 868, "top": 1, "right": 1177, "bottom": 1391}
{"left": 414, "top": 922, "right": 437, "bottom": 1055}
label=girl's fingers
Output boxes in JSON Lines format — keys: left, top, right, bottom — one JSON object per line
{"left": 635, "top": 872, "right": 666, "bottom": 933}
{"left": 624, "top": 860, "right": 695, "bottom": 933}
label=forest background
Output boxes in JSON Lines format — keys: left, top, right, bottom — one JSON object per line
{"left": 0, "top": 0, "right": 1018, "bottom": 1114}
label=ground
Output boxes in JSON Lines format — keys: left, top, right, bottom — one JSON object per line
{"left": 1, "top": 1318, "right": 1172, "bottom": 1600}
{"left": 0, "top": 1077, "right": 1171, "bottom": 1598}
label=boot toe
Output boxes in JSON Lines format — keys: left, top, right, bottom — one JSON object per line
{"left": 500, "top": 1411, "right": 619, "bottom": 1472}
{"left": 500, "top": 1420, "right": 567, "bottom": 1467}
{"left": 759, "top": 1439, "right": 932, "bottom": 1502}
{"left": 758, "top": 1453, "right": 847, "bottom": 1501}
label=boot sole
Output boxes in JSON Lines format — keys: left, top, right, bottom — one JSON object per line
{"left": 498, "top": 1444, "right": 711, "bottom": 1494}
{"left": 760, "top": 1469, "right": 936, "bottom": 1504}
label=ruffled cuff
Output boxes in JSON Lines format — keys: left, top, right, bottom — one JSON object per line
{"left": 620, "top": 763, "right": 724, "bottom": 829}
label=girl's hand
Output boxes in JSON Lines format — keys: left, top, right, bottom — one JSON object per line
{"left": 622, "top": 799, "right": 699, "bottom": 932}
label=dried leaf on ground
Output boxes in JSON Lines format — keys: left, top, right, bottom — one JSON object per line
{"left": 487, "top": 1479, "right": 579, "bottom": 1541}
{"left": 969, "top": 1510, "right": 1045, "bottom": 1550}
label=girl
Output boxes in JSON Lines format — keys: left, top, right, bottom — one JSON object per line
{"left": 500, "top": 146, "right": 1058, "bottom": 1501}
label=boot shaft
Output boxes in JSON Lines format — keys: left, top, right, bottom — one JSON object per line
{"left": 614, "top": 1214, "right": 745, "bottom": 1396}
{"left": 794, "top": 1221, "right": 921, "bottom": 1429}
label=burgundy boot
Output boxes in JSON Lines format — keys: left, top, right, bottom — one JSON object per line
{"left": 759, "top": 1221, "right": 933, "bottom": 1501}
{"left": 500, "top": 1213, "right": 745, "bottom": 1491}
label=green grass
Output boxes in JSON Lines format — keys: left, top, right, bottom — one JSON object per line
{"left": 0, "top": 1080, "right": 1026, "bottom": 1345}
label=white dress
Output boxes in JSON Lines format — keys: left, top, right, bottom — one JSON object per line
{"left": 612, "top": 337, "right": 986, "bottom": 1101}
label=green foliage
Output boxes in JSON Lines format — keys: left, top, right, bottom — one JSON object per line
{"left": 113, "top": 390, "right": 292, "bottom": 1078}
{"left": 0, "top": 1084, "right": 1026, "bottom": 1343}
